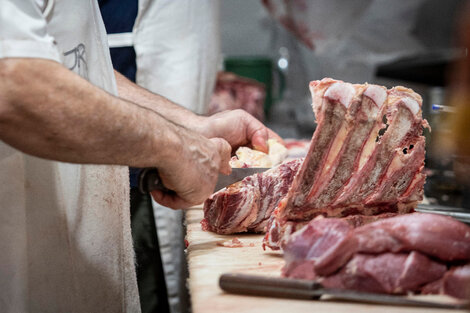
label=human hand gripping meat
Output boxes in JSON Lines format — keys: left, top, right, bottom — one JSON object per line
{"left": 195, "top": 109, "right": 284, "bottom": 153}
{"left": 152, "top": 109, "right": 283, "bottom": 209}
{"left": 151, "top": 130, "right": 232, "bottom": 210}
{"left": 151, "top": 108, "right": 282, "bottom": 209}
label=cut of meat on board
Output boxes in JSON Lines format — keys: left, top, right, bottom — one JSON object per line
{"left": 320, "top": 252, "right": 447, "bottom": 294}
{"left": 263, "top": 210, "right": 400, "bottom": 252}
{"left": 422, "top": 264, "right": 470, "bottom": 299}
{"left": 264, "top": 78, "right": 429, "bottom": 250}
{"left": 283, "top": 213, "right": 470, "bottom": 278}
{"left": 282, "top": 213, "right": 470, "bottom": 298}
{"left": 281, "top": 217, "right": 355, "bottom": 280}
{"left": 202, "top": 159, "right": 302, "bottom": 234}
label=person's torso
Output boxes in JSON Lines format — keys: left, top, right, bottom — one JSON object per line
{"left": 133, "top": 0, "right": 220, "bottom": 114}
{"left": 46, "top": 0, "right": 117, "bottom": 91}
{"left": 0, "top": 1, "right": 139, "bottom": 312}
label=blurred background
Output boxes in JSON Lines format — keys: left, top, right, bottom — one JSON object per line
{"left": 210, "top": 0, "right": 470, "bottom": 210}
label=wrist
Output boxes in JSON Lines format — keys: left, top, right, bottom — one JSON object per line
{"left": 152, "top": 122, "right": 185, "bottom": 169}
{"left": 187, "top": 114, "right": 211, "bottom": 135}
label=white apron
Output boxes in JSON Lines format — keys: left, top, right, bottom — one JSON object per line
{"left": 106, "top": 2, "right": 220, "bottom": 312}
{"left": 0, "top": 1, "right": 139, "bottom": 312}
{"left": 133, "top": 0, "right": 220, "bottom": 115}
{"left": 135, "top": 3, "right": 220, "bottom": 312}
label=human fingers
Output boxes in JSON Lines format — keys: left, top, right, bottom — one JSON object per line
{"left": 250, "top": 127, "right": 270, "bottom": 153}
{"left": 210, "top": 137, "right": 232, "bottom": 175}
{"left": 150, "top": 190, "right": 196, "bottom": 210}
{"left": 267, "top": 127, "right": 285, "bottom": 145}
{"left": 237, "top": 110, "right": 286, "bottom": 153}
{"left": 199, "top": 109, "right": 285, "bottom": 153}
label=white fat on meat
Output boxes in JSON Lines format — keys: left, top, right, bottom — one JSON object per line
{"left": 324, "top": 82, "right": 355, "bottom": 108}
{"left": 364, "top": 84, "right": 387, "bottom": 109}
{"left": 229, "top": 139, "right": 288, "bottom": 168}
{"left": 402, "top": 97, "right": 420, "bottom": 115}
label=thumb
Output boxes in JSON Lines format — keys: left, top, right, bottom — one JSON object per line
{"left": 210, "top": 137, "right": 232, "bottom": 175}
{"left": 250, "top": 128, "right": 269, "bottom": 153}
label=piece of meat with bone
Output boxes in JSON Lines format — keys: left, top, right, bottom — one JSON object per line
{"left": 282, "top": 213, "right": 470, "bottom": 298}
{"left": 264, "top": 78, "right": 428, "bottom": 250}
{"left": 202, "top": 159, "right": 302, "bottom": 234}
{"left": 333, "top": 87, "right": 426, "bottom": 208}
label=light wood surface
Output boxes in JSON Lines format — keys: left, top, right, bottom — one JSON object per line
{"left": 185, "top": 207, "right": 467, "bottom": 313}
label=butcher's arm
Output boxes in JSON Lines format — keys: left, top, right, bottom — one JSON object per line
{"left": 114, "top": 70, "right": 204, "bottom": 132}
{"left": 0, "top": 58, "right": 231, "bottom": 208}
{"left": 115, "top": 70, "right": 283, "bottom": 153}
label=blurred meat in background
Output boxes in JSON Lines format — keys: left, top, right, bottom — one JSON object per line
{"left": 208, "top": 72, "right": 266, "bottom": 121}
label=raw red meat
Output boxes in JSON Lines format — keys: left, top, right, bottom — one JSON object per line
{"left": 282, "top": 213, "right": 470, "bottom": 298}
{"left": 263, "top": 210, "right": 399, "bottom": 251}
{"left": 421, "top": 264, "right": 470, "bottom": 299}
{"left": 423, "top": 265, "right": 470, "bottom": 299}
{"left": 351, "top": 213, "right": 470, "bottom": 262}
{"left": 442, "top": 265, "right": 470, "bottom": 299}
{"left": 202, "top": 159, "right": 302, "bottom": 234}
{"left": 264, "top": 78, "right": 429, "bottom": 249}
{"left": 208, "top": 72, "right": 266, "bottom": 121}
{"left": 281, "top": 217, "right": 354, "bottom": 280}
{"left": 320, "top": 252, "right": 447, "bottom": 294}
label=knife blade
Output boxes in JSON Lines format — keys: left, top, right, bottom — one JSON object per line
{"left": 138, "top": 167, "right": 270, "bottom": 194}
{"left": 416, "top": 203, "right": 470, "bottom": 225}
{"left": 219, "top": 273, "right": 469, "bottom": 310}
{"left": 213, "top": 168, "right": 270, "bottom": 192}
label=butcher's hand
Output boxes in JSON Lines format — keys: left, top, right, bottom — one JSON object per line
{"left": 150, "top": 136, "right": 232, "bottom": 210}
{"left": 196, "top": 109, "right": 284, "bottom": 153}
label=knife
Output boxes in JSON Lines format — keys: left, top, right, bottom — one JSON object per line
{"left": 138, "top": 167, "right": 270, "bottom": 194}
{"left": 416, "top": 203, "right": 470, "bottom": 225}
{"left": 219, "top": 273, "right": 469, "bottom": 310}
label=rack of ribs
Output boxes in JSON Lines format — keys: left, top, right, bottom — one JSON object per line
{"left": 264, "top": 78, "right": 429, "bottom": 249}
{"left": 202, "top": 78, "right": 428, "bottom": 245}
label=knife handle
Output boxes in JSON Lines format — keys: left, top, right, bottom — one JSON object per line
{"left": 138, "top": 168, "right": 175, "bottom": 195}
{"left": 219, "top": 273, "right": 321, "bottom": 300}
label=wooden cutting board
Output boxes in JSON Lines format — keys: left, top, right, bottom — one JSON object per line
{"left": 185, "top": 207, "right": 466, "bottom": 313}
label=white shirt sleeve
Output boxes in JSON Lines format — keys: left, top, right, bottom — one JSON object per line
{"left": 0, "top": 0, "right": 61, "bottom": 62}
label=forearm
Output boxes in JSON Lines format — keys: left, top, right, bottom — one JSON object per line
{"left": 0, "top": 58, "right": 198, "bottom": 168}
{"left": 114, "top": 70, "right": 282, "bottom": 153}
{"left": 115, "top": 70, "right": 204, "bottom": 130}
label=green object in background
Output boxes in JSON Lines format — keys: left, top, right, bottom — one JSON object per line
{"left": 224, "top": 56, "right": 285, "bottom": 116}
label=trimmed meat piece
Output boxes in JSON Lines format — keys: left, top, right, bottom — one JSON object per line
{"left": 282, "top": 213, "right": 470, "bottom": 298}
{"left": 443, "top": 265, "right": 470, "bottom": 299}
{"left": 352, "top": 213, "right": 470, "bottom": 262}
{"left": 263, "top": 209, "right": 404, "bottom": 251}
{"left": 202, "top": 159, "right": 301, "bottom": 234}
{"left": 422, "top": 264, "right": 470, "bottom": 299}
{"left": 282, "top": 217, "right": 355, "bottom": 279}
{"left": 320, "top": 252, "right": 446, "bottom": 294}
